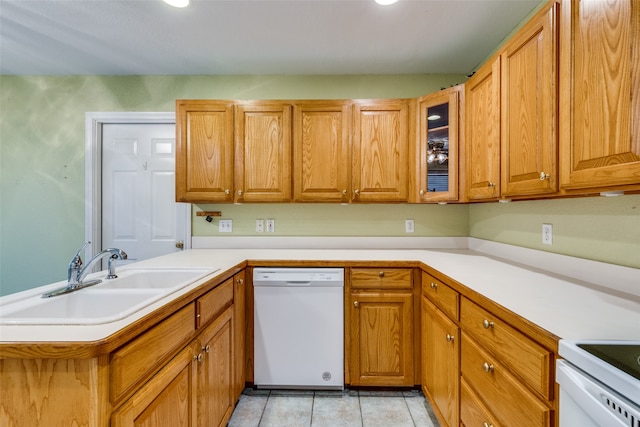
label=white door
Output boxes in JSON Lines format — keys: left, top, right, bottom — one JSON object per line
{"left": 101, "top": 123, "right": 187, "bottom": 265}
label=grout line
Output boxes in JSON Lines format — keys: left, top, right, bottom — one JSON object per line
{"left": 256, "top": 389, "right": 270, "bottom": 427}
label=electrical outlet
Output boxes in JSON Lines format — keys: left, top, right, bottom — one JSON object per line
{"left": 405, "top": 219, "right": 415, "bottom": 233}
{"left": 542, "top": 223, "right": 553, "bottom": 245}
{"left": 219, "top": 219, "right": 232, "bottom": 233}
{"left": 266, "top": 218, "right": 275, "bottom": 233}
{"left": 256, "top": 219, "right": 265, "bottom": 233}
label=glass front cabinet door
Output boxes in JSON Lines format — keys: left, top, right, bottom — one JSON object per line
{"left": 416, "top": 85, "right": 463, "bottom": 203}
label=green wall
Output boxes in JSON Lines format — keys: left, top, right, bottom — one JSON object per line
{"left": 0, "top": 74, "right": 463, "bottom": 296}
{"left": 1, "top": 74, "right": 638, "bottom": 297}
{"left": 192, "top": 204, "right": 469, "bottom": 237}
{"left": 469, "top": 195, "right": 640, "bottom": 269}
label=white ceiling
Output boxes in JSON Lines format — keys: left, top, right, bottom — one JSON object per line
{"left": 0, "top": 0, "right": 541, "bottom": 76}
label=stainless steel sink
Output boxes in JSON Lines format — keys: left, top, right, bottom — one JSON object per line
{"left": 0, "top": 268, "right": 218, "bottom": 325}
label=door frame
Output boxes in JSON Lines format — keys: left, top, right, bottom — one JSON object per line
{"left": 85, "top": 112, "right": 191, "bottom": 259}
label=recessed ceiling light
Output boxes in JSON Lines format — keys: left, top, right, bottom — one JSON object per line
{"left": 427, "top": 114, "right": 441, "bottom": 121}
{"left": 163, "top": 0, "right": 189, "bottom": 8}
{"left": 375, "top": 0, "right": 399, "bottom": 5}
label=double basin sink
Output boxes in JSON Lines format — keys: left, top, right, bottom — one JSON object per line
{"left": 0, "top": 268, "right": 218, "bottom": 325}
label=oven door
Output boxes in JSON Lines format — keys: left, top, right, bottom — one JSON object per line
{"left": 557, "top": 360, "right": 638, "bottom": 427}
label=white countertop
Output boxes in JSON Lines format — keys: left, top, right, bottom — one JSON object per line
{"left": 1, "top": 238, "right": 639, "bottom": 344}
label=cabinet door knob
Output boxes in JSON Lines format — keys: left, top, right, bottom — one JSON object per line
{"left": 225, "top": 189, "right": 230, "bottom": 195}
{"left": 539, "top": 172, "right": 550, "bottom": 180}
{"left": 237, "top": 278, "right": 244, "bottom": 285}
{"left": 342, "top": 189, "right": 347, "bottom": 195}
{"left": 488, "top": 182, "right": 496, "bottom": 188}
{"left": 237, "top": 190, "right": 243, "bottom": 196}
{"left": 353, "top": 301, "right": 359, "bottom": 307}
{"left": 379, "top": 271, "right": 385, "bottom": 278}
{"left": 482, "top": 319, "right": 495, "bottom": 329}
{"left": 446, "top": 334, "right": 454, "bottom": 342}
{"left": 202, "top": 344, "right": 211, "bottom": 353}
{"left": 419, "top": 189, "right": 425, "bottom": 195}
{"left": 194, "top": 353, "right": 204, "bottom": 363}
{"left": 175, "top": 240, "right": 184, "bottom": 249}
{"left": 354, "top": 189, "right": 360, "bottom": 196}
{"left": 483, "top": 423, "right": 494, "bottom": 427}
{"left": 482, "top": 362, "right": 494, "bottom": 373}
{"left": 430, "top": 282, "right": 438, "bottom": 289}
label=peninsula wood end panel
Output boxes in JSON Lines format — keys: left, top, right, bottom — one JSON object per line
{"left": 0, "top": 356, "right": 110, "bottom": 427}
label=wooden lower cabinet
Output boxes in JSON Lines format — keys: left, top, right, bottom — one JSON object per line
{"left": 196, "top": 307, "right": 234, "bottom": 427}
{"left": 111, "top": 344, "right": 196, "bottom": 427}
{"left": 461, "top": 332, "right": 551, "bottom": 427}
{"left": 421, "top": 296, "right": 459, "bottom": 427}
{"left": 460, "top": 376, "right": 501, "bottom": 427}
{"left": 349, "top": 290, "right": 414, "bottom": 386}
{"left": 113, "top": 307, "right": 235, "bottom": 427}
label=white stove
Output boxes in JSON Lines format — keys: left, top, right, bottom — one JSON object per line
{"left": 557, "top": 340, "right": 640, "bottom": 427}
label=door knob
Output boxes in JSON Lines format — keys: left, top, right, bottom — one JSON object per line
{"left": 175, "top": 241, "right": 184, "bottom": 249}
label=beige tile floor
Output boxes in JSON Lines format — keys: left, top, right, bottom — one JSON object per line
{"left": 227, "top": 389, "right": 440, "bottom": 427}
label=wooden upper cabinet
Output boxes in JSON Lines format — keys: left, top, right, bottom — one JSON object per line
{"left": 352, "top": 100, "right": 412, "bottom": 202}
{"left": 293, "top": 101, "right": 351, "bottom": 203}
{"left": 501, "top": 2, "right": 558, "bottom": 197}
{"left": 175, "top": 100, "right": 235, "bottom": 203}
{"left": 466, "top": 57, "right": 501, "bottom": 201}
{"left": 559, "top": 0, "right": 640, "bottom": 192}
{"left": 416, "top": 85, "right": 463, "bottom": 203}
{"left": 234, "top": 102, "right": 292, "bottom": 203}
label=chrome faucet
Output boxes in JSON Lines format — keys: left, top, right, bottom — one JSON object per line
{"left": 73, "top": 247, "right": 128, "bottom": 284}
{"left": 43, "top": 242, "right": 128, "bottom": 298}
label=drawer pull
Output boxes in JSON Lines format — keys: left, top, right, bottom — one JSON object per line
{"left": 482, "top": 319, "right": 495, "bottom": 329}
{"left": 430, "top": 282, "right": 438, "bottom": 289}
{"left": 354, "top": 301, "right": 359, "bottom": 307}
{"left": 483, "top": 423, "right": 494, "bottom": 427}
{"left": 379, "top": 271, "right": 385, "bottom": 278}
{"left": 446, "top": 334, "right": 455, "bottom": 342}
{"left": 482, "top": 362, "right": 494, "bottom": 373}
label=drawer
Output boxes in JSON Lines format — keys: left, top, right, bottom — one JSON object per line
{"left": 110, "top": 304, "right": 195, "bottom": 404}
{"left": 461, "top": 332, "right": 552, "bottom": 427}
{"left": 196, "top": 277, "right": 234, "bottom": 329}
{"left": 460, "top": 377, "right": 501, "bottom": 427}
{"left": 460, "top": 297, "right": 552, "bottom": 399}
{"left": 350, "top": 268, "right": 413, "bottom": 290}
{"left": 422, "top": 272, "right": 459, "bottom": 320}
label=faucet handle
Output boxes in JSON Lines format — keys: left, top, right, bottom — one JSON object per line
{"left": 68, "top": 241, "right": 90, "bottom": 282}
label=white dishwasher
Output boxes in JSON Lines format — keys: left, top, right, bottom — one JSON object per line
{"left": 253, "top": 267, "right": 344, "bottom": 390}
